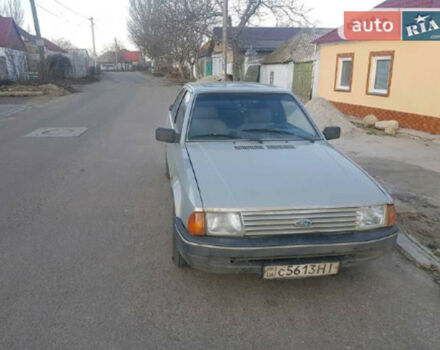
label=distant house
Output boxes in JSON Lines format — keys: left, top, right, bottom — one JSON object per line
{"left": 201, "top": 27, "right": 302, "bottom": 79}
{"left": 96, "top": 51, "right": 118, "bottom": 71}
{"left": 17, "top": 27, "right": 68, "bottom": 73}
{"left": 313, "top": 0, "right": 440, "bottom": 134}
{"left": 67, "top": 48, "right": 90, "bottom": 78}
{"left": 0, "top": 16, "right": 28, "bottom": 81}
{"left": 97, "top": 49, "right": 143, "bottom": 71}
{"left": 196, "top": 41, "right": 214, "bottom": 78}
{"left": 120, "top": 49, "right": 143, "bottom": 69}
{"left": 260, "top": 28, "right": 330, "bottom": 102}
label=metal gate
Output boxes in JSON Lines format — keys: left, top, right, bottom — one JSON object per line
{"left": 292, "top": 61, "right": 314, "bottom": 103}
{"left": 205, "top": 60, "right": 212, "bottom": 76}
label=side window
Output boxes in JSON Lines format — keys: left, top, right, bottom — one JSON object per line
{"left": 171, "top": 89, "right": 185, "bottom": 121}
{"left": 175, "top": 91, "right": 191, "bottom": 132}
{"left": 367, "top": 51, "right": 394, "bottom": 97}
{"left": 334, "top": 53, "right": 354, "bottom": 92}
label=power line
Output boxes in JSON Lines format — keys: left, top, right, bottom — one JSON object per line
{"left": 52, "top": 0, "right": 88, "bottom": 20}
{"left": 36, "top": 4, "right": 62, "bottom": 20}
{"left": 36, "top": 3, "right": 83, "bottom": 29}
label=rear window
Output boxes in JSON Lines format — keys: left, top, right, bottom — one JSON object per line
{"left": 187, "top": 93, "right": 319, "bottom": 141}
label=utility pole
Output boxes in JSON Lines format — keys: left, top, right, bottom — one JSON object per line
{"left": 89, "top": 17, "right": 97, "bottom": 71}
{"left": 29, "top": 0, "right": 46, "bottom": 81}
{"left": 222, "top": 0, "right": 228, "bottom": 80}
{"left": 89, "top": 17, "right": 96, "bottom": 55}
{"left": 114, "top": 38, "right": 118, "bottom": 70}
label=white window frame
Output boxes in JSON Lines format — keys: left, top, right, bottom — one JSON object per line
{"left": 368, "top": 55, "right": 392, "bottom": 95}
{"left": 336, "top": 57, "right": 353, "bottom": 91}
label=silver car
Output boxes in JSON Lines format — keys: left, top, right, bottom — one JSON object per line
{"left": 156, "top": 82, "right": 397, "bottom": 279}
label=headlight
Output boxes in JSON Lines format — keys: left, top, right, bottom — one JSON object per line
{"left": 206, "top": 212, "right": 243, "bottom": 236}
{"left": 358, "top": 205, "right": 386, "bottom": 229}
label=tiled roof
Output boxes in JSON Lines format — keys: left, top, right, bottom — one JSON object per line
{"left": 0, "top": 16, "right": 26, "bottom": 51}
{"left": 43, "top": 38, "right": 67, "bottom": 53}
{"left": 213, "top": 27, "right": 301, "bottom": 51}
{"left": 314, "top": 29, "right": 342, "bottom": 45}
{"left": 376, "top": 0, "right": 440, "bottom": 7}
{"left": 17, "top": 26, "right": 67, "bottom": 53}
{"left": 120, "top": 49, "right": 141, "bottom": 62}
{"left": 315, "top": 0, "right": 440, "bottom": 44}
{"left": 263, "top": 28, "right": 332, "bottom": 64}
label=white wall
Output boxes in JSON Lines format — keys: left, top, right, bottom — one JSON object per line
{"left": 260, "top": 62, "right": 294, "bottom": 90}
{"left": 212, "top": 54, "right": 231, "bottom": 77}
{"left": 312, "top": 46, "right": 321, "bottom": 98}
{"left": 243, "top": 53, "right": 266, "bottom": 77}
{"left": 68, "top": 50, "right": 90, "bottom": 78}
{"left": 0, "top": 47, "right": 28, "bottom": 81}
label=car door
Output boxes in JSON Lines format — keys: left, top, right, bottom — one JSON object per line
{"left": 166, "top": 89, "right": 191, "bottom": 180}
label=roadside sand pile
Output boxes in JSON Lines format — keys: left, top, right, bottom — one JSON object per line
{"left": 0, "top": 83, "right": 68, "bottom": 97}
{"left": 305, "top": 97, "right": 361, "bottom": 137}
{"left": 39, "top": 84, "right": 68, "bottom": 96}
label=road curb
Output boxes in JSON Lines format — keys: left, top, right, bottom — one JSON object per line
{"left": 396, "top": 233, "right": 440, "bottom": 272}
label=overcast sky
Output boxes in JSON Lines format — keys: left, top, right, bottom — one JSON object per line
{"left": 21, "top": 0, "right": 380, "bottom": 53}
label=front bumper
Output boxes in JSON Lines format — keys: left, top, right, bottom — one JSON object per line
{"left": 174, "top": 218, "right": 398, "bottom": 274}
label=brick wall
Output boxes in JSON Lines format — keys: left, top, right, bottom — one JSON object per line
{"left": 331, "top": 101, "right": 440, "bottom": 135}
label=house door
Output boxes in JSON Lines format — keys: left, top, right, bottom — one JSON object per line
{"left": 205, "top": 61, "right": 212, "bottom": 76}
{"left": 292, "top": 61, "right": 314, "bottom": 103}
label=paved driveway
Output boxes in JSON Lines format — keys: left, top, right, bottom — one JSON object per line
{"left": 0, "top": 72, "right": 438, "bottom": 350}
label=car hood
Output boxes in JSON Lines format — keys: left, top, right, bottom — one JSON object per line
{"left": 186, "top": 141, "right": 390, "bottom": 210}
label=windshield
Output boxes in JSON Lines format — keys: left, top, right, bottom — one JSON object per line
{"left": 187, "top": 93, "right": 320, "bottom": 141}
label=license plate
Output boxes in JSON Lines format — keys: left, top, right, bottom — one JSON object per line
{"left": 263, "top": 262, "right": 340, "bottom": 279}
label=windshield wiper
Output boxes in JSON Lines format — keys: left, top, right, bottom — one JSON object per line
{"left": 242, "top": 128, "right": 317, "bottom": 142}
{"left": 242, "top": 128, "right": 294, "bottom": 135}
{"left": 190, "top": 133, "right": 241, "bottom": 139}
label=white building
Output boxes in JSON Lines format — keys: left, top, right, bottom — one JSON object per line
{"left": 260, "top": 28, "right": 331, "bottom": 102}
{"left": 68, "top": 49, "right": 90, "bottom": 78}
{"left": 0, "top": 16, "right": 28, "bottom": 81}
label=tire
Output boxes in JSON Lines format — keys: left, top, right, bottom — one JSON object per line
{"left": 172, "top": 229, "right": 187, "bottom": 268}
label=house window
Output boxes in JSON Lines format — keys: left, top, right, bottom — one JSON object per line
{"left": 334, "top": 53, "right": 354, "bottom": 92}
{"left": 270, "top": 71, "right": 274, "bottom": 85}
{"left": 367, "top": 51, "right": 394, "bottom": 96}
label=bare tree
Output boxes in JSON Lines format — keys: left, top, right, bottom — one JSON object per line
{"left": 128, "top": 0, "right": 309, "bottom": 80}
{"left": 128, "top": 0, "right": 219, "bottom": 78}
{"left": 0, "top": 0, "right": 24, "bottom": 26}
{"left": 161, "top": 0, "right": 219, "bottom": 78}
{"left": 227, "top": 0, "right": 309, "bottom": 80}
{"left": 100, "top": 40, "right": 126, "bottom": 55}
{"left": 128, "top": 0, "right": 170, "bottom": 69}
{"left": 51, "top": 38, "right": 76, "bottom": 51}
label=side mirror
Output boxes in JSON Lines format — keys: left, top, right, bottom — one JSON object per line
{"left": 322, "top": 126, "right": 341, "bottom": 140}
{"left": 169, "top": 104, "right": 173, "bottom": 111}
{"left": 155, "top": 128, "right": 179, "bottom": 143}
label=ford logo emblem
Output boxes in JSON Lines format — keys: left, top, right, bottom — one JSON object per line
{"left": 294, "top": 219, "right": 313, "bottom": 227}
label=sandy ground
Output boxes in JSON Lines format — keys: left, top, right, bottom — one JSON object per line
{"left": 333, "top": 125, "right": 440, "bottom": 255}
{"left": 305, "top": 96, "right": 440, "bottom": 255}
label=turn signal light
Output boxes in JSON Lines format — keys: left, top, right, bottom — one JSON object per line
{"left": 187, "top": 212, "right": 206, "bottom": 236}
{"left": 387, "top": 204, "right": 396, "bottom": 227}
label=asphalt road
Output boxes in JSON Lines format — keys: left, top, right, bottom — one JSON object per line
{"left": 1, "top": 72, "right": 439, "bottom": 350}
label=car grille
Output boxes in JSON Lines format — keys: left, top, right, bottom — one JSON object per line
{"left": 241, "top": 207, "right": 360, "bottom": 236}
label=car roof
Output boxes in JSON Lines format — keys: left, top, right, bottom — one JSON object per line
{"left": 185, "top": 82, "right": 291, "bottom": 94}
